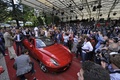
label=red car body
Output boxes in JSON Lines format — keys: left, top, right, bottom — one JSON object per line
{"left": 22, "top": 37, "right": 72, "bottom": 72}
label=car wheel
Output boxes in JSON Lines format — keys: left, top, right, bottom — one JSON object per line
{"left": 39, "top": 61, "right": 48, "bottom": 73}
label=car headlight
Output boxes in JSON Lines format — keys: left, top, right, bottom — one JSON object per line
{"left": 50, "top": 59, "right": 59, "bottom": 66}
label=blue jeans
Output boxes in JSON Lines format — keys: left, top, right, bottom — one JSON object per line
{"left": 63, "top": 42, "right": 68, "bottom": 47}
{"left": 81, "top": 52, "right": 86, "bottom": 62}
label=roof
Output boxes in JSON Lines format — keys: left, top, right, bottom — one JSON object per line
{"left": 21, "top": 0, "right": 120, "bottom": 21}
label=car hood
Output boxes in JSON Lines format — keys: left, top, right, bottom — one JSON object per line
{"left": 39, "top": 44, "right": 72, "bottom": 65}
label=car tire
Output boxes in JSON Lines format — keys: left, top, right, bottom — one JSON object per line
{"left": 39, "top": 61, "right": 48, "bottom": 73}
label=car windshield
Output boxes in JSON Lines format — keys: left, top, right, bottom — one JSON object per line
{"left": 36, "top": 37, "right": 54, "bottom": 48}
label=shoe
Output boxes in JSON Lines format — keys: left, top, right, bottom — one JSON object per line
{"left": 33, "top": 77, "right": 38, "bottom": 80}
{"left": 4, "top": 54, "right": 8, "bottom": 56}
{"left": 10, "top": 58, "right": 14, "bottom": 60}
{"left": 32, "top": 70, "right": 36, "bottom": 75}
{"left": 33, "top": 77, "right": 36, "bottom": 80}
{"left": 33, "top": 70, "right": 36, "bottom": 73}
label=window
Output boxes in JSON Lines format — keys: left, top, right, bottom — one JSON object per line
{"left": 36, "top": 39, "right": 46, "bottom": 48}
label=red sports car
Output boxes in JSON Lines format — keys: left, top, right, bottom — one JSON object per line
{"left": 22, "top": 37, "right": 72, "bottom": 72}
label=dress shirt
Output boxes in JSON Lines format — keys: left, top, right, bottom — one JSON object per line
{"left": 82, "top": 41, "right": 93, "bottom": 53}
{"left": 17, "top": 34, "right": 20, "bottom": 41}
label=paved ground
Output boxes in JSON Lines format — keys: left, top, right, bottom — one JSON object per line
{"left": 0, "top": 54, "right": 10, "bottom": 80}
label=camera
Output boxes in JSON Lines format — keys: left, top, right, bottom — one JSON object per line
{"left": 95, "top": 49, "right": 109, "bottom": 64}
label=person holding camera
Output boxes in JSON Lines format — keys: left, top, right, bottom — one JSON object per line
{"left": 94, "top": 40, "right": 109, "bottom": 64}
{"left": 13, "top": 49, "right": 36, "bottom": 80}
{"left": 101, "top": 52, "right": 120, "bottom": 80}
{"left": 3, "top": 28, "right": 17, "bottom": 59}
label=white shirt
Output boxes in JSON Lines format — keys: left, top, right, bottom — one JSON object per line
{"left": 110, "top": 73, "right": 120, "bottom": 80}
{"left": 82, "top": 41, "right": 93, "bottom": 53}
{"left": 34, "top": 27, "right": 38, "bottom": 31}
{"left": 44, "top": 30, "right": 48, "bottom": 37}
{"left": 17, "top": 34, "right": 20, "bottom": 41}
{"left": 63, "top": 35, "right": 69, "bottom": 43}
{"left": 34, "top": 27, "right": 38, "bottom": 37}
{"left": 22, "top": 30, "right": 26, "bottom": 35}
{"left": 35, "top": 31, "right": 38, "bottom": 37}
{"left": 73, "top": 37, "right": 78, "bottom": 43}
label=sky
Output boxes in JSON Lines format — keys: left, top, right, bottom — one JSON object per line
{"left": 13, "top": 0, "right": 20, "bottom": 4}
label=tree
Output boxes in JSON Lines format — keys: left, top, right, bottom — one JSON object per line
{"left": 54, "top": 16, "right": 60, "bottom": 25}
{"left": 45, "top": 15, "right": 52, "bottom": 25}
{"left": 44, "top": 15, "right": 60, "bottom": 25}
{"left": 20, "top": 4, "right": 34, "bottom": 26}
{"left": 11, "top": 4, "right": 36, "bottom": 27}
{"left": 17, "top": 4, "right": 42, "bottom": 27}
{"left": 0, "top": 0, "right": 10, "bottom": 22}
{"left": 37, "top": 16, "right": 44, "bottom": 25}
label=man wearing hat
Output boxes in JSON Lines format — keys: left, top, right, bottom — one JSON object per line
{"left": 101, "top": 52, "right": 120, "bottom": 80}
{"left": 109, "top": 53, "right": 120, "bottom": 80}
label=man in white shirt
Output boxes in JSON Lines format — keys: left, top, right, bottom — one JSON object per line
{"left": 81, "top": 37, "right": 93, "bottom": 62}
{"left": 63, "top": 33, "right": 69, "bottom": 47}
{"left": 34, "top": 27, "right": 39, "bottom": 37}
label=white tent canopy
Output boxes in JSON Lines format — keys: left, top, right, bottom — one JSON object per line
{"left": 0, "top": 23, "right": 11, "bottom": 27}
{"left": 21, "top": 0, "right": 120, "bottom": 21}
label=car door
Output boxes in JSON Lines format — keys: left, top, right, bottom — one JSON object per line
{"left": 29, "top": 39, "right": 37, "bottom": 57}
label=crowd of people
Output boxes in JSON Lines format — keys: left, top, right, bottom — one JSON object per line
{"left": 0, "top": 21, "right": 120, "bottom": 80}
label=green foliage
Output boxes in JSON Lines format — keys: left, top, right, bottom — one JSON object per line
{"left": 44, "top": 15, "right": 60, "bottom": 25}
{"left": 37, "top": 16, "right": 44, "bottom": 25}
{"left": 54, "top": 16, "right": 60, "bottom": 24}
{"left": 15, "top": 4, "right": 35, "bottom": 26}
{"left": 30, "top": 16, "right": 39, "bottom": 27}
{"left": 0, "top": 0, "right": 60, "bottom": 26}
{"left": 45, "top": 15, "right": 52, "bottom": 25}
{"left": 0, "top": 0, "right": 10, "bottom": 22}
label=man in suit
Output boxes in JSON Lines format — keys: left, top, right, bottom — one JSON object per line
{"left": 13, "top": 49, "right": 35, "bottom": 80}
{"left": 3, "top": 28, "right": 17, "bottom": 59}
{"left": 14, "top": 29, "right": 24, "bottom": 55}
